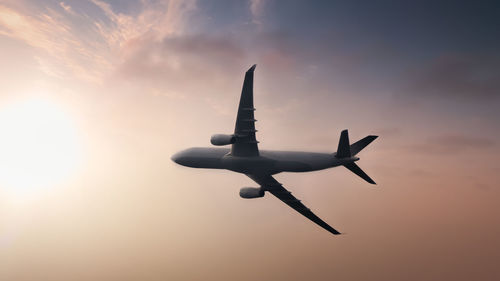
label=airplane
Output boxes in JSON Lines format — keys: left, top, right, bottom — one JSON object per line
{"left": 171, "top": 64, "right": 378, "bottom": 235}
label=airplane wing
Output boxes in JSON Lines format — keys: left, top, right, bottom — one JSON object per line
{"left": 247, "top": 174, "right": 341, "bottom": 235}
{"left": 231, "top": 65, "right": 259, "bottom": 157}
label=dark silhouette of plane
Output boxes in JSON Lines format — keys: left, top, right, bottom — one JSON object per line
{"left": 172, "top": 65, "right": 377, "bottom": 235}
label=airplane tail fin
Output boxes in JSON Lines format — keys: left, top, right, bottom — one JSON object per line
{"left": 336, "top": 130, "right": 351, "bottom": 158}
{"left": 335, "top": 130, "right": 378, "bottom": 185}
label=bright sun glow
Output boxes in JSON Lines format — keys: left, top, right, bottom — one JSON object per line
{"left": 0, "top": 99, "right": 81, "bottom": 194}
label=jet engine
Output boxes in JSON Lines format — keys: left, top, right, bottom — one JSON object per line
{"left": 239, "top": 187, "right": 265, "bottom": 199}
{"left": 210, "top": 134, "right": 236, "bottom": 146}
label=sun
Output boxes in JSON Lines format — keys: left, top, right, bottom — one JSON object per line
{"left": 0, "top": 99, "right": 81, "bottom": 194}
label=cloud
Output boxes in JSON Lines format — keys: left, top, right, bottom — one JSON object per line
{"left": 407, "top": 134, "right": 496, "bottom": 154}
{"left": 90, "top": 0, "right": 196, "bottom": 43}
{"left": 0, "top": 0, "right": 306, "bottom": 94}
{"left": 59, "top": 2, "right": 75, "bottom": 16}
{"left": 404, "top": 53, "right": 500, "bottom": 100}
{"left": 250, "top": 0, "right": 266, "bottom": 24}
{"left": 0, "top": 3, "right": 111, "bottom": 82}
{"left": 115, "top": 33, "right": 246, "bottom": 98}
{"left": 0, "top": 0, "right": 302, "bottom": 106}
{"left": 0, "top": 0, "right": 198, "bottom": 83}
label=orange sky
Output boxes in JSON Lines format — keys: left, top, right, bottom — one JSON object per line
{"left": 0, "top": 1, "right": 499, "bottom": 281}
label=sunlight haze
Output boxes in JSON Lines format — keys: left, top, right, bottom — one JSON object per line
{"left": 0, "top": 1, "right": 499, "bottom": 281}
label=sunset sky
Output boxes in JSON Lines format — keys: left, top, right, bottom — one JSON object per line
{"left": 0, "top": 1, "right": 499, "bottom": 280}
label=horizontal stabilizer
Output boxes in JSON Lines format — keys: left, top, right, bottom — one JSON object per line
{"left": 350, "top": 135, "right": 378, "bottom": 156}
{"left": 344, "top": 163, "right": 376, "bottom": 184}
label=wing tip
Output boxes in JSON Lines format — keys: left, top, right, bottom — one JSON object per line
{"left": 327, "top": 226, "right": 342, "bottom": 235}
{"left": 247, "top": 64, "right": 257, "bottom": 73}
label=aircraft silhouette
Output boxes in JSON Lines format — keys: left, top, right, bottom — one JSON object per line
{"left": 172, "top": 65, "right": 378, "bottom": 235}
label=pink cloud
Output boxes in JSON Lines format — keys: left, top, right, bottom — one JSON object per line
{"left": 0, "top": 1, "right": 198, "bottom": 83}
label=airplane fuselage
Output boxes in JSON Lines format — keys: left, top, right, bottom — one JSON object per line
{"left": 171, "top": 64, "right": 377, "bottom": 235}
{"left": 172, "top": 147, "right": 359, "bottom": 175}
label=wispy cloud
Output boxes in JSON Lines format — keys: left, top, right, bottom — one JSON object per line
{"left": 90, "top": 0, "right": 196, "bottom": 44}
{"left": 250, "top": 0, "right": 266, "bottom": 25}
{"left": 0, "top": 3, "right": 110, "bottom": 82}
{"left": 59, "top": 2, "right": 75, "bottom": 16}
{"left": 0, "top": 0, "right": 197, "bottom": 83}
{"left": 115, "top": 33, "right": 246, "bottom": 99}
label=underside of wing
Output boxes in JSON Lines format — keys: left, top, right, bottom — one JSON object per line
{"left": 247, "top": 174, "right": 341, "bottom": 235}
{"left": 231, "top": 65, "right": 259, "bottom": 157}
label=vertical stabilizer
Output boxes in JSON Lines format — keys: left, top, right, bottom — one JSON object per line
{"left": 336, "top": 130, "right": 351, "bottom": 158}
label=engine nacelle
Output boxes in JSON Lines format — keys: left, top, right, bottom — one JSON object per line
{"left": 210, "top": 134, "right": 236, "bottom": 146}
{"left": 239, "top": 187, "right": 265, "bottom": 199}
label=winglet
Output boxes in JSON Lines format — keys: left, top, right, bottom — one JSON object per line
{"left": 247, "top": 64, "right": 257, "bottom": 73}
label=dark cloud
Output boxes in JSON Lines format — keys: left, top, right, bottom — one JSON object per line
{"left": 404, "top": 54, "right": 500, "bottom": 100}
{"left": 110, "top": 1, "right": 500, "bottom": 104}
{"left": 476, "top": 182, "right": 492, "bottom": 191}
{"left": 115, "top": 34, "right": 247, "bottom": 95}
{"left": 112, "top": 29, "right": 314, "bottom": 103}
{"left": 245, "top": 1, "right": 500, "bottom": 102}
{"left": 407, "top": 134, "right": 496, "bottom": 154}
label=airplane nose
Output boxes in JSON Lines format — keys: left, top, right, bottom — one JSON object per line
{"left": 171, "top": 152, "right": 182, "bottom": 164}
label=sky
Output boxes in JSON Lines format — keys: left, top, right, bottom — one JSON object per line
{"left": 0, "top": 0, "right": 499, "bottom": 280}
